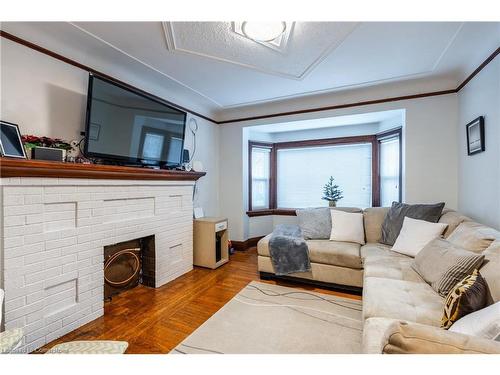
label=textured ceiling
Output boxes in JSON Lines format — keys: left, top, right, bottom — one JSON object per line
{"left": 1, "top": 21, "right": 499, "bottom": 119}
{"left": 162, "top": 22, "right": 358, "bottom": 79}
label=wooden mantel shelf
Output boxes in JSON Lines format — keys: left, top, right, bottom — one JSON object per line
{"left": 0, "top": 158, "right": 206, "bottom": 181}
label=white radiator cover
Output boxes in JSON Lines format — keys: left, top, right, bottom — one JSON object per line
{"left": 0, "top": 177, "right": 195, "bottom": 353}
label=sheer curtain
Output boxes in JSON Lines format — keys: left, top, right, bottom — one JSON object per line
{"left": 251, "top": 147, "right": 271, "bottom": 209}
{"left": 277, "top": 143, "right": 372, "bottom": 208}
{"left": 379, "top": 137, "right": 400, "bottom": 207}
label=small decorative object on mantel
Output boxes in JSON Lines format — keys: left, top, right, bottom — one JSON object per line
{"left": 322, "top": 176, "right": 343, "bottom": 207}
{"left": 22, "top": 135, "right": 74, "bottom": 162}
{"left": 0, "top": 121, "right": 27, "bottom": 159}
{"left": 466, "top": 116, "right": 485, "bottom": 156}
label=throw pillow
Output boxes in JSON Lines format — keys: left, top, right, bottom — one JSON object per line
{"left": 446, "top": 221, "right": 498, "bottom": 253}
{"left": 380, "top": 201, "right": 445, "bottom": 246}
{"left": 412, "top": 238, "right": 485, "bottom": 297}
{"left": 296, "top": 207, "right": 331, "bottom": 240}
{"left": 449, "top": 301, "right": 500, "bottom": 340}
{"left": 441, "top": 270, "right": 487, "bottom": 329}
{"left": 329, "top": 210, "right": 365, "bottom": 245}
{"left": 391, "top": 217, "right": 448, "bottom": 257}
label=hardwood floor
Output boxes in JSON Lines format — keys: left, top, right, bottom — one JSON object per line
{"left": 37, "top": 248, "right": 361, "bottom": 354}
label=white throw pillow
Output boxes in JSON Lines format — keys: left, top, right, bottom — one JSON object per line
{"left": 329, "top": 210, "right": 365, "bottom": 245}
{"left": 450, "top": 302, "right": 500, "bottom": 340}
{"left": 391, "top": 217, "right": 448, "bottom": 257}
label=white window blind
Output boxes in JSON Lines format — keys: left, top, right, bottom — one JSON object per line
{"left": 277, "top": 143, "right": 372, "bottom": 209}
{"left": 380, "top": 137, "right": 400, "bottom": 207}
{"left": 251, "top": 147, "right": 271, "bottom": 209}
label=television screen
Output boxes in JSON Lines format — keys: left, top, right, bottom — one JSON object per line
{"left": 84, "top": 74, "right": 187, "bottom": 167}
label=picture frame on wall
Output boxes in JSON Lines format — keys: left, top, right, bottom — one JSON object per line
{"left": 0, "top": 121, "right": 27, "bottom": 159}
{"left": 466, "top": 116, "right": 485, "bottom": 156}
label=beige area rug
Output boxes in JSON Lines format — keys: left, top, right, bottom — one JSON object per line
{"left": 171, "top": 281, "right": 363, "bottom": 354}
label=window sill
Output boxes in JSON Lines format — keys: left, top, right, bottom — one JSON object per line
{"left": 246, "top": 209, "right": 297, "bottom": 217}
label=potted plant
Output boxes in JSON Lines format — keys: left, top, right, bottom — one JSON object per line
{"left": 322, "top": 176, "right": 343, "bottom": 207}
{"left": 22, "top": 135, "right": 73, "bottom": 160}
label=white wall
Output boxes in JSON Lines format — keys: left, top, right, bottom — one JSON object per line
{"left": 458, "top": 57, "right": 500, "bottom": 229}
{"left": 0, "top": 38, "right": 220, "bottom": 219}
{"left": 220, "top": 94, "right": 459, "bottom": 240}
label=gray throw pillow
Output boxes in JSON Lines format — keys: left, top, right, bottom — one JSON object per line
{"left": 296, "top": 208, "right": 331, "bottom": 239}
{"left": 412, "top": 238, "right": 485, "bottom": 297}
{"left": 380, "top": 201, "right": 445, "bottom": 245}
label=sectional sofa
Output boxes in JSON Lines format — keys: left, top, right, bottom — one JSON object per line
{"left": 257, "top": 207, "right": 500, "bottom": 353}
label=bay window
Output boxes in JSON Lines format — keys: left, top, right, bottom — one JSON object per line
{"left": 248, "top": 130, "right": 401, "bottom": 214}
{"left": 277, "top": 143, "right": 372, "bottom": 208}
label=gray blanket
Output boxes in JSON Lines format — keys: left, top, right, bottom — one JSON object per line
{"left": 268, "top": 224, "right": 311, "bottom": 276}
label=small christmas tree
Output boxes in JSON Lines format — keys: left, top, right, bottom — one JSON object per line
{"left": 322, "top": 176, "right": 343, "bottom": 207}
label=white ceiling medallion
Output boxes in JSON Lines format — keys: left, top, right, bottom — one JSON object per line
{"left": 232, "top": 22, "right": 293, "bottom": 53}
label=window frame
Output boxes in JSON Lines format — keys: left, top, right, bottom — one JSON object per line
{"left": 246, "top": 133, "right": 371, "bottom": 215}
{"left": 248, "top": 130, "right": 402, "bottom": 216}
{"left": 377, "top": 128, "right": 403, "bottom": 204}
{"left": 248, "top": 141, "right": 275, "bottom": 213}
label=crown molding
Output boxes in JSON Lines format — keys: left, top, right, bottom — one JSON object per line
{"left": 0, "top": 29, "right": 218, "bottom": 124}
{"left": 1, "top": 30, "right": 498, "bottom": 126}
{"left": 218, "top": 45, "right": 499, "bottom": 124}
{"left": 69, "top": 22, "right": 224, "bottom": 108}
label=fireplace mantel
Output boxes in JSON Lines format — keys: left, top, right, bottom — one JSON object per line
{"left": 0, "top": 158, "right": 206, "bottom": 181}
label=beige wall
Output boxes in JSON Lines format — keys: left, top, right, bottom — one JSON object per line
{"left": 458, "top": 57, "right": 500, "bottom": 229}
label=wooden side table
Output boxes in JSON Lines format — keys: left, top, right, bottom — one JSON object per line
{"left": 193, "top": 217, "right": 229, "bottom": 269}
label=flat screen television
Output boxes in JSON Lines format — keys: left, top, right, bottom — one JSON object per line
{"left": 84, "top": 74, "right": 187, "bottom": 168}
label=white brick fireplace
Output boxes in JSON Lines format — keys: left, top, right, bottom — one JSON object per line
{"left": 0, "top": 177, "right": 195, "bottom": 352}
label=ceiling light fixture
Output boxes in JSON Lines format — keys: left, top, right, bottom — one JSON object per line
{"left": 241, "top": 21, "right": 286, "bottom": 42}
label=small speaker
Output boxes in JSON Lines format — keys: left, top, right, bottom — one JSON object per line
{"left": 32, "top": 147, "right": 65, "bottom": 162}
{"left": 182, "top": 149, "right": 190, "bottom": 163}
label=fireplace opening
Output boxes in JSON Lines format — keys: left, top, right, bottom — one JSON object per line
{"left": 103, "top": 235, "right": 155, "bottom": 300}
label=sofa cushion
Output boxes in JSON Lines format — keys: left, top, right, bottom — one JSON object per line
{"left": 439, "top": 209, "right": 471, "bottom": 238}
{"left": 447, "top": 221, "right": 500, "bottom": 253}
{"left": 364, "top": 254, "right": 424, "bottom": 283}
{"left": 480, "top": 241, "right": 500, "bottom": 304}
{"left": 363, "top": 207, "right": 389, "bottom": 244}
{"left": 306, "top": 240, "right": 362, "bottom": 269}
{"left": 380, "top": 201, "right": 445, "bottom": 246}
{"left": 257, "top": 235, "right": 362, "bottom": 269}
{"left": 413, "top": 238, "right": 485, "bottom": 297}
{"left": 363, "top": 277, "right": 444, "bottom": 326}
{"left": 360, "top": 242, "right": 399, "bottom": 260}
{"left": 296, "top": 207, "right": 331, "bottom": 240}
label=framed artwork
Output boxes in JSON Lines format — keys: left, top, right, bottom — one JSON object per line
{"left": 0, "top": 121, "right": 27, "bottom": 159}
{"left": 466, "top": 116, "right": 485, "bottom": 156}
